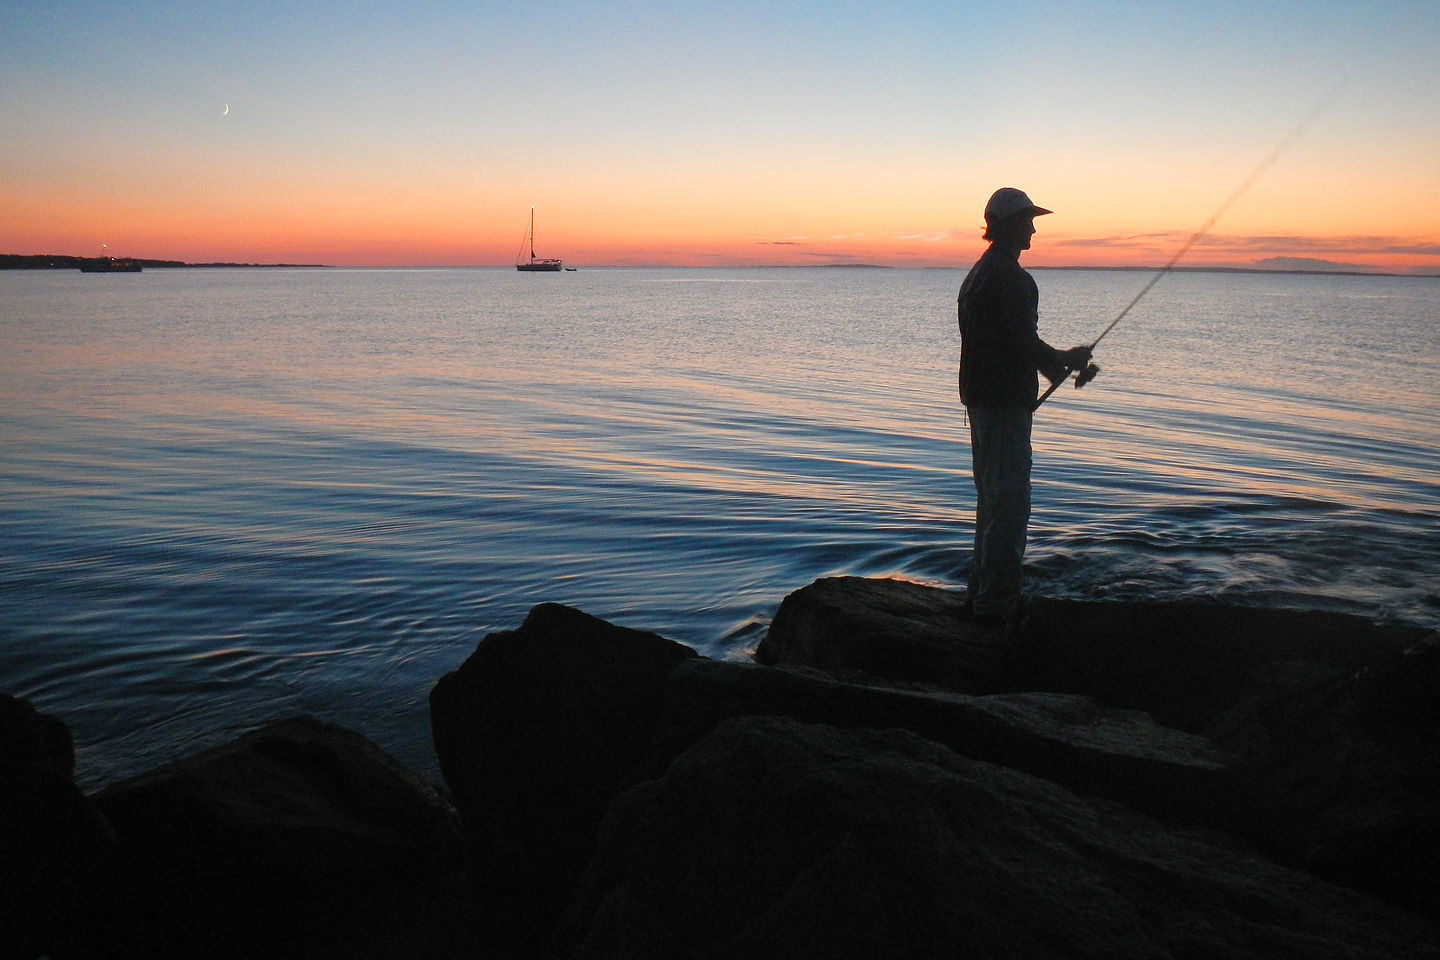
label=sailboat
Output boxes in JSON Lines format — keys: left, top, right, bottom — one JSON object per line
{"left": 515, "top": 207, "right": 563, "bottom": 272}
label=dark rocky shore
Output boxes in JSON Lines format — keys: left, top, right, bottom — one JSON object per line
{"left": 5, "top": 577, "right": 1438, "bottom": 958}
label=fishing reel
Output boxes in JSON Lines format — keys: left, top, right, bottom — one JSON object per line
{"left": 1073, "top": 363, "right": 1100, "bottom": 389}
{"left": 1034, "top": 359, "right": 1101, "bottom": 411}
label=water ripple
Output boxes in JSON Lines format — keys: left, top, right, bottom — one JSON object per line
{"left": 2, "top": 267, "right": 1436, "bottom": 788}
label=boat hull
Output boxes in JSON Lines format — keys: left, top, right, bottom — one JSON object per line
{"left": 516, "top": 260, "right": 563, "bottom": 272}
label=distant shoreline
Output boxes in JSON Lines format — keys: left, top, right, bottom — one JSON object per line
{"left": 0, "top": 254, "right": 329, "bottom": 270}
{"left": 2, "top": 254, "right": 1431, "bottom": 279}
{"left": 1028, "top": 264, "right": 1433, "bottom": 279}
{"left": 767, "top": 263, "right": 1434, "bottom": 278}
{"left": 842, "top": 262, "right": 1430, "bottom": 278}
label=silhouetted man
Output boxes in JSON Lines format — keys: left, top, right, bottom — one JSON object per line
{"left": 958, "top": 187, "right": 1091, "bottom": 625}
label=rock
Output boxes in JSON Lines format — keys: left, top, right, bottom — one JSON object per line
{"left": 1205, "top": 643, "right": 1440, "bottom": 922}
{"left": 562, "top": 715, "right": 1439, "bottom": 960}
{"left": 1, "top": 695, "right": 112, "bottom": 960}
{"left": 758, "top": 579, "right": 1413, "bottom": 732}
{"left": 665, "top": 658, "right": 1232, "bottom": 828}
{"left": 14, "top": 573, "right": 1432, "bottom": 959}
{"left": 77, "top": 715, "right": 467, "bottom": 959}
{"left": 1355, "top": 637, "right": 1440, "bottom": 726}
{"left": 0, "top": 693, "right": 76, "bottom": 778}
{"left": 753, "top": 578, "right": 1439, "bottom": 922}
{"left": 429, "top": 603, "right": 699, "bottom": 927}
{"left": 993, "top": 596, "right": 1411, "bottom": 732}
{"left": 430, "top": 598, "right": 1237, "bottom": 956}
{"left": 756, "top": 576, "right": 1001, "bottom": 690}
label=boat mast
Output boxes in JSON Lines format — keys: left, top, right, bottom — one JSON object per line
{"left": 530, "top": 206, "right": 537, "bottom": 262}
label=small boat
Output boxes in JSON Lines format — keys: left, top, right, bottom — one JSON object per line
{"left": 78, "top": 256, "right": 142, "bottom": 273}
{"left": 515, "top": 207, "right": 562, "bottom": 272}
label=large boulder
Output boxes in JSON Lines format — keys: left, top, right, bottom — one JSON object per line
{"left": 562, "top": 715, "right": 1439, "bottom": 960}
{"left": 992, "top": 596, "right": 1412, "bottom": 731}
{"left": 429, "top": 603, "right": 700, "bottom": 914}
{"left": 75, "top": 715, "right": 467, "bottom": 959}
{"left": 756, "top": 576, "right": 1003, "bottom": 690}
{"left": 758, "top": 579, "right": 1412, "bottom": 729}
{"left": 428, "top": 583, "right": 1438, "bottom": 953}
{"left": 430, "top": 598, "right": 1236, "bottom": 956}
{"left": 754, "top": 578, "right": 1439, "bottom": 922}
{"left": 664, "top": 658, "right": 1231, "bottom": 827}
{"left": 0, "top": 695, "right": 112, "bottom": 960}
{"left": 1205, "top": 642, "right": 1440, "bottom": 922}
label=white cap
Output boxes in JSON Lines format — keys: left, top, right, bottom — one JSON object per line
{"left": 984, "top": 187, "right": 1052, "bottom": 224}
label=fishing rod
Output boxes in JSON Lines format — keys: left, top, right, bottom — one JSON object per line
{"left": 1033, "top": 85, "right": 1345, "bottom": 412}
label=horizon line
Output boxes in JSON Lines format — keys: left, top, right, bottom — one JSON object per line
{"left": 3, "top": 253, "right": 1436, "bottom": 279}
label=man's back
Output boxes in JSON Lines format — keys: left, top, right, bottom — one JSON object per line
{"left": 958, "top": 246, "right": 1046, "bottom": 407}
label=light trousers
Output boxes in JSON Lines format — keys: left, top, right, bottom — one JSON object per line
{"left": 966, "top": 405, "right": 1033, "bottom": 617}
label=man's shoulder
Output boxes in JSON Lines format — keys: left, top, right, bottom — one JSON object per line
{"left": 985, "top": 246, "right": 1026, "bottom": 271}
{"left": 964, "top": 247, "right": 1026, "bottom": 292}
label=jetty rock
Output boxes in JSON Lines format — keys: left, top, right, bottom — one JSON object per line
{"left": 1, "top": 694, "right": 113, "bottom": 960}
{"left": 760, "top": 578, "right": 1440, "bottom": 919}
{"left": 7, "top": 576, "right": 1437, "bottom": 958}
{"left": 5, "top": 710, "right": 476, "bottom": 960}
{"left": 563, "top": 715, "right": 1430, "bottom": 960}
{"left": 431, "top": 578, "right": 1439, "bottom": 958}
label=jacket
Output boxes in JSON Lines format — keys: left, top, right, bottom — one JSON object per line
{"left": 957, "top": 245, "right": 1066, "bottom": 407}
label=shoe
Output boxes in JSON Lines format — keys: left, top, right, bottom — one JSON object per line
{"left": 959, "top": 591, "right": 1018, "bottom": 630}
{"left": 958, "top": 600, "right": 1005, "bottom": 629}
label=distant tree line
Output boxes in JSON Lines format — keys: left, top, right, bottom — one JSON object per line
{"left": 0, "top": 254, "right": 326, "bottom": 269}
{"left": 0, "top": 254, "right": 178, "bottom": 269}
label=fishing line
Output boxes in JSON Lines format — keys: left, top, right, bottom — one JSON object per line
{"left": 1034, "top": 81, "right": 1347, "bottom": 412}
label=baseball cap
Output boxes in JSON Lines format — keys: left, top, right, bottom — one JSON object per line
{"left": 984, "top": 187, "right": 1053, "bottom": 224}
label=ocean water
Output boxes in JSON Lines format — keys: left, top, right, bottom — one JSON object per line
{"left": 2, "top": 265, "right": 1437, "bottom": 789}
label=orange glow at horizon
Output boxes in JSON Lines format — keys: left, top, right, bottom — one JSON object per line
{"left": 3, "top": 157, "right": 1437, "bottom": 272}
{"left": 6, "top": 182, "right": 1438, "bottom": 273}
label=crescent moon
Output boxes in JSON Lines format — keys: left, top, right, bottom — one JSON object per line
{"left": 222, "top": 103, "right": 230, "bottom": 116}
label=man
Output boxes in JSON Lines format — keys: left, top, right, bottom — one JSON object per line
{"left": 958, "top": 187, "right": 1091, "bottom": 625}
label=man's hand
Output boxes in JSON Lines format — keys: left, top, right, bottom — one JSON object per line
{"left": 1059, "top": 345, "right": 1093, "bottom": 369}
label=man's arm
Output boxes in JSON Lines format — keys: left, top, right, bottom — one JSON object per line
{"left": 1037, "top": 341, "right": 1093, "bottom": 384}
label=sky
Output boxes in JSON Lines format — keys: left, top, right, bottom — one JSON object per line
{"left": 3, "top": 1, "right": 1438, "bottom": 271}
